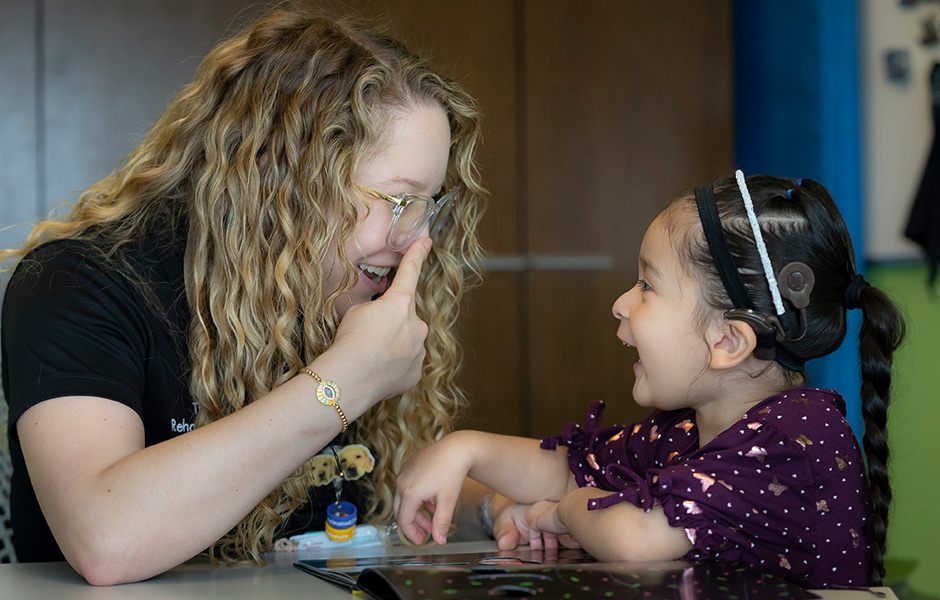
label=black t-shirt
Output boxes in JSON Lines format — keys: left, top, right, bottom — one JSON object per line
{"left": 2, "top": 232, "right": 357, "bottom": 562}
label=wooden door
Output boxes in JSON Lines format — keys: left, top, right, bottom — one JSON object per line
{"left": 519, "top": 1, "right": 734, "bottom": 436}
{"left": 311, "top": 0, "right": 735, "bottom": 437}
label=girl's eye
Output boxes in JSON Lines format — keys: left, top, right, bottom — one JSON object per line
{"left": 636, "top": 279, "right": 651, "bottom": 292}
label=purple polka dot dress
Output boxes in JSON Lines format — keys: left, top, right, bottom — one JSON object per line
{"left": 540, "top": 388, "right": 871, "bottom": 588}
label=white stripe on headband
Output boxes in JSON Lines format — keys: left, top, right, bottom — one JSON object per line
{"left": 735, "top": 169, "right": 785, "bottom": 316}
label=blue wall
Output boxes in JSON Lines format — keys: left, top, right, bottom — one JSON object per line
{"left": 733, "top": 0, "right": 865, "bottom": 441}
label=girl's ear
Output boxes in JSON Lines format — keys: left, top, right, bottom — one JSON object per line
{"left": 708, "top": 318, "right": 758, "bottom": 370}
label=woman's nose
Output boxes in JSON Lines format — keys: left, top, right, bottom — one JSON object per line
{"left": 416, "top": 219, "right": 431, "bottom": 241}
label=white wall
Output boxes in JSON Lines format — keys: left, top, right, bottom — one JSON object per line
{"left": 862, "top": 0, "right": 940, "bottom": 261}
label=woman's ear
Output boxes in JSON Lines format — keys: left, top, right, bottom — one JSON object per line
{"left": 708, "top": 318, "right": 758, "bottom": 370}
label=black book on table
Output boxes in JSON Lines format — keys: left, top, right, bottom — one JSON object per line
{"left": 294, "top": 547, "right": 821, "bottom": 600}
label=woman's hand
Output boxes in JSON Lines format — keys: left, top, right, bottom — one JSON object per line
{"left": 394, "top": 431, "right": 480, "bottom": 545}
{"left": 315, "top": 238, "right": 432, "bottom": 411}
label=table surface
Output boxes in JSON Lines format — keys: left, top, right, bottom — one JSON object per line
{"left": 0, "top": 540, "right": 898, "bottom": 599}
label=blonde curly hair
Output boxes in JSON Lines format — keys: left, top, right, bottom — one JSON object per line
{"left": 1, "top": 7, "right": 485, "bottom": 564}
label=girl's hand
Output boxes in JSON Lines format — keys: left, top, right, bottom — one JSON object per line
{"left": 394, "top": 431, "right": 477, "bottom": 545}
{"left": 319, "top": 238, "right": 432, "bottom": 407}
{"left": 524, "top": 500, "right": 570, "bottom": 551}
{"left": 493, "top": 500, "right": 580, "bottom": 552}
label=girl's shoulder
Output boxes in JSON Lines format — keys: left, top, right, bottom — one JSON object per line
{"left": 746, "top": 387, "right": 847, "bottom": 423}
{"left": 734, "top": 387, "right": 857, "bottom": 452}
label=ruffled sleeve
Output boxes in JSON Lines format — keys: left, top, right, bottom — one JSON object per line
{"left": 542, "top": 401, "right": 633, "bottom": 489}
{"left": 541, "top": 401, "right": 697, "bottom": 506}
{"left": 540, "top": 400, "right": 618, "bottom": 454}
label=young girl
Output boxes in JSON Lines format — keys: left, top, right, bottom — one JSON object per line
{"left": 394, "top": 172, "right": 905, "bottom": 589}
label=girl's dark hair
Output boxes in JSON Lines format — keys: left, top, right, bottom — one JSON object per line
{"left": 669, "top": 174, "right": 905, "bottom": 585}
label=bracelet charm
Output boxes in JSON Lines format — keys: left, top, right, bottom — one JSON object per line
{"left": 315, "top": 379, "right": 340, "bottom": 405}
{"left": 301, "top": 368, "right": 348, "bottom": 433}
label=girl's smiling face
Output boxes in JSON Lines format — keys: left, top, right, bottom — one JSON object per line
{"left": 326, "top": 102, "right": 451, "bottom": 317}
{"left": 611, "top": 211, "right": 713, "bottom": 411}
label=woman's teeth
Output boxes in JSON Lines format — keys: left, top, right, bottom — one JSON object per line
{"left": 359, "top": 264, "right": 391, "bottom": 283}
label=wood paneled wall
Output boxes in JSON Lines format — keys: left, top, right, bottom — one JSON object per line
{"left": 389, "top": 1, "right": 736, "bottom": 436}
{"left": 0, "top": 0, "right": 733, "bottom": 438}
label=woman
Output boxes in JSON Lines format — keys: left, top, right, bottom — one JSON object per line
{"left": 1, "top": 7, "right": 486, "bottom": 585}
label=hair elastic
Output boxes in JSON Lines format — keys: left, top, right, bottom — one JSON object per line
{"left": 843, "top": 274, "right": 870, "bottom": 310}
{"left": 735, "top": 170, "right": 785, "bottom": 316}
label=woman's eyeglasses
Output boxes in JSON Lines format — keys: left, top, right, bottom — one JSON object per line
{"left": 355, "top": 183, "right": 459, "bottom": 251}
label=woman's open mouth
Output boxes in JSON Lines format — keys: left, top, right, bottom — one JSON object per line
{"left": 358, "top": 263, "right": 392, "bottom": 284}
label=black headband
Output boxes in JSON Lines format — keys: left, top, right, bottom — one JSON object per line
{"left": 695, "top": 185, "right": 753, "bottom": 311}
{"left": 694, "top": 184, "right": 806, "bottom": 372}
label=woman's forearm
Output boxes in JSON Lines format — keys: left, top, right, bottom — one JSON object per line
{"left": 20, "top": 353, "right": 381, "bottom": 586}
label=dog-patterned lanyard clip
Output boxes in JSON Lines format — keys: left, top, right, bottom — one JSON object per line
{"left": 306, "top": 443, "right": 376, "bottom": 488}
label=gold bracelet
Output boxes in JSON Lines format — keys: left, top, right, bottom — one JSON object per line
{"left": 300, "top": 368, "right": 348, "bottom": 433}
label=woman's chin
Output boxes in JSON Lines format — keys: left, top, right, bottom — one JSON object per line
{"left": 335, "top": 288, "right": 379, "bottom": 318}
